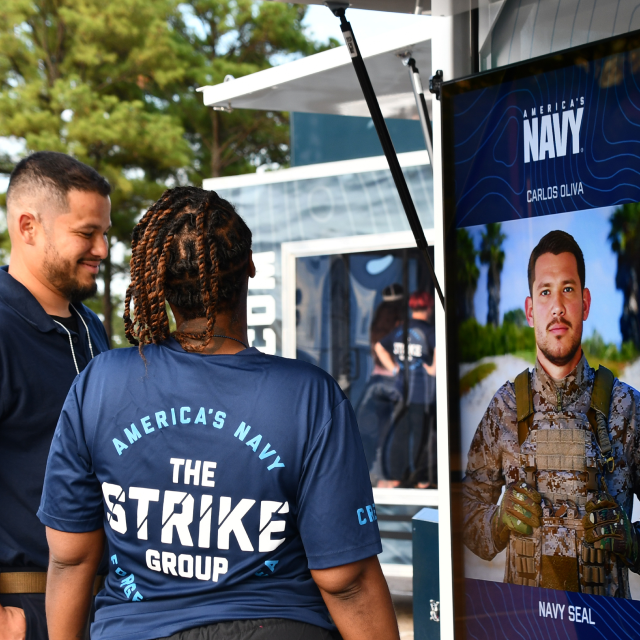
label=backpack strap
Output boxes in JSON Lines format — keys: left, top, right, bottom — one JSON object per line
{"left": 588, "top": 366, "right": 615, "bottom": 473}
{"left": 515, "top": 369, "right": 534, "bottom": 446}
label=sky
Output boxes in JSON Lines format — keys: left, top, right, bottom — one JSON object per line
{"left": 466, "top": 206, "right": 625, "bottom": 346}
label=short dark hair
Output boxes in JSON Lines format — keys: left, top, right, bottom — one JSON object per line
{"left": 527, "top": 230, "right": 585, "bottom": 295}
{"left": 7, "top": 151, "right": 111, "bottom": 212}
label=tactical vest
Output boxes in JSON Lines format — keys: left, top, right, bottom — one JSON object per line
{"left": 508, "top": 366, "right": 617, "bottom": 596}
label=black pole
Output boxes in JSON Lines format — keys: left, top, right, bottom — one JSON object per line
{"left": 327, "top": 4, "right": 445, "bottom": 310}
{"left": 470, "top": 8, "right": 480, "bottom": 75}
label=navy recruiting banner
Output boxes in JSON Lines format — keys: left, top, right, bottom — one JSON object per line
{"left": 442, "top": 32, "right": 640, "bottom": 640}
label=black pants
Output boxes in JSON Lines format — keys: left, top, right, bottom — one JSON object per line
{"left": 0, "top": 594, "right": 48, "bottom": 640}
{"left": 385, "top": 402, "right": 437, "bottom": 485}
{"left": 158, "top": 618, "right": 342, "bottom": 640}
{"left": 414, "top": 403, "right": 437, "bottom": 485}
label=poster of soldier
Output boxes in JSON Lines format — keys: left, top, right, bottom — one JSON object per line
{"left": 442, "top": 31, "right": 640, "bottom": 639}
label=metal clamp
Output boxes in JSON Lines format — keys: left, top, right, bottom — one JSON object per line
{"left": 325, "top": 1, "right": 350, "bottom": 12}
{"left": 429, "top": 70, "right": 444, "bottom": 101}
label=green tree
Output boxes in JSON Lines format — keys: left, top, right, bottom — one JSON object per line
{"left": 172, "top": 0, "right": 338, "bottom": 181}
{"left": 479, "top": 222, "right": 506, "bottom": 327}
{"left": 457, "top": 228, "right": 479, "bottom": 322}
{"left": 0, "top": 0, "right": 191, "bottom": 345}
{"left": 609, "top": 203, "right": 640, "bottom": 349}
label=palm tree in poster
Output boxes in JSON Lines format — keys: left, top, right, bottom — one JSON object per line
{"left": 609, "top": 203, "right": 640, "bottom": 349}
{"left": 480, "top": 223, "right": 506, "bottom": 327}
{"left": 457, "top": 229, "right": 480, "bottom": 321}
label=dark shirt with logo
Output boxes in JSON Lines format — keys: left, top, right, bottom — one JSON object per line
{"left": 0, "top": 266, "right": 109, "bottom": 572}
{"left": 379, "top": 319, "right": 435, "bottom": 405}
{"left": 38, "top": 341, "right": 381, "bottom": 640}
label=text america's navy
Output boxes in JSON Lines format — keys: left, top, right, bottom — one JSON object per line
{"left": 38, "top": 340, "right": 381, "bottom": 640}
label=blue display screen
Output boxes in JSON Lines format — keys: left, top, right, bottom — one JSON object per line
{"left": 451, "top": 42, "right": 640, "bottom": 228}
{"left": 442, "top": 32, "right": 640, "bottom": 640}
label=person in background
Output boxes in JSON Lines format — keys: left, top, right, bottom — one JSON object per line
{"left": 0, "top": 152, "right": 111, "bottom": 640}
{"left": 356, "top": 284, "right": 404, "bottom": 481}
{"left": 375, "top": 291, "right": 436, "bottom": 488}
{"left": 38, "top": 186, "right": 400, "bottom": 640}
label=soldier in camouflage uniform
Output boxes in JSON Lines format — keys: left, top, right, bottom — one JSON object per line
{"left": 463, "top": 230, "right": 640, "bottom": 597}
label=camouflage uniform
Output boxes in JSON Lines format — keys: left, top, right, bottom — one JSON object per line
{"left": 463, "top": 354, "right": 640, "bottom": 597}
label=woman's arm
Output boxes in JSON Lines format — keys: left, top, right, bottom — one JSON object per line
{"left": 374, "top": 343, "right": 397, "bottom": 374}
{"left": 423, "top": 347, "right": 436, "bottom": 377}
{"left": 311, "top": 555, "right": 399, "bottom": 640}
{"left": 45, "top": 527, "right": 104, "bottom": 640}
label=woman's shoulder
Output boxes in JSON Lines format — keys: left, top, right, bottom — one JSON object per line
{"left": 250, "top": 351, "right": 339, "bottom": 386}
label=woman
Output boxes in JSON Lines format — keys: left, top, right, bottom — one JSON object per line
{"left": 37, "top": 187, "right": 399, "bottom": 640}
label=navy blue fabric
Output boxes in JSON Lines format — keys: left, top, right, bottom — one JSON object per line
{"left": 0, "top": 266, "right": 109, "bottom": 571}
{"left": 379, "top": 319, "right": 435, "bottom": 405}
{"left": 38, "top": 340, "right": 381, "bottom": 640}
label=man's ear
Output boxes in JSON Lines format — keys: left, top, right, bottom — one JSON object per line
{"left": 582, "top": 287, "right": 591, "bottom": 321}
{"left": 525, "top": 296, "right": 534, "bottom": 328}
{"left": 248, "top": 251, "right": 256, "bottom": 279}
{"left": 17, "top": 212, "right": 40, "bottom": 246}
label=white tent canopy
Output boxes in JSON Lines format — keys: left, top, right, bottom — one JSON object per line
{"left": 198, "top": 24, "right": 431, "bottom": 120}
{"left": 274, "top": 0, "right": 430, "bottom": 14}
{"left": 265, "top": 0, "right": 498, "bottom": 17}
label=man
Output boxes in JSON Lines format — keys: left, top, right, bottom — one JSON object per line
{"left": 375, "top": 291, "right": 436, "bottom": 487}
{"left": 463, "top": 230, "right": 640, "bottom": 597}
{"left": 0, "top": 152, "right": 111, "bottom": 639}
{"left": 37, "top": 187, "right": 399, "bottom": 640}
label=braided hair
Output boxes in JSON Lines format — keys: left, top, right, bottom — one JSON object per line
{"left": 124, "top": 186, "right": 252, "bottom": 354}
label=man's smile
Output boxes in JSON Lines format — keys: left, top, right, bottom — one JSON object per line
{"left": 79, "top": 260, "right": 101, "bottom": 275}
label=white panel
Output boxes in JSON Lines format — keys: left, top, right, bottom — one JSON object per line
{"left": 199, "top": 24, "right": 431, "bottom": 119}
{"left": 203, "top": 150, "right": 429, "bottom": 192}
{"left": 247, "top": 295, "right": 276, "bottom": 326}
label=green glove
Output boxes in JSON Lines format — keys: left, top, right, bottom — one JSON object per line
{"left": 492, "top": 481, "right": 542, "bottom": 542}
{"left": 583, "top": 493, "right": 639, "bottom": 567}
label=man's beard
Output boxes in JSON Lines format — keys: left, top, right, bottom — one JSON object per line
{"left": 537, "top": 318, "right": 582, "bottom": 367}
{"left": 43, "top": 245, "right": 98, "bottom": 303}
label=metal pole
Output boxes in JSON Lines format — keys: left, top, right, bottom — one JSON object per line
{"left": 402, "top": 56, "right": 433, "bottom": 166}
{"left": 325, "top": 2, "right": 445, "bottom": 310}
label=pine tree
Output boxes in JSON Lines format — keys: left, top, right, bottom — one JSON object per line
{"left": 172, "top": 0, "right": 337, "bottom": 181}
{"left": 0, "top": 1, "right": 331, "bottom": 343}
{"left": 0, "top": 0, "right": 191, "bottom": 345}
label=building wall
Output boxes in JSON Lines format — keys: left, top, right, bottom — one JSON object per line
{"left": 206, "top": 156, "right": 433, "bottom": 356}
{"left": 482, "top": 0, "right": 640, "bottom": 69}
{"left": 291, "top": 112, "right": 426, "bottom": 166}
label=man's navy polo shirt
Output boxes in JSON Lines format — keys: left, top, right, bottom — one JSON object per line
{"left": 0, "top": 266, "right": 109, "bottom": 570}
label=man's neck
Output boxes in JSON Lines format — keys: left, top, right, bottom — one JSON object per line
{"left": 536, "top": 347, "right": 583, "bottom": 381}
{"left": 7, "top": 254, "right": 71, "bottom": 316}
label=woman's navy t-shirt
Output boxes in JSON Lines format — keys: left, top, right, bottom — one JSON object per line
{"left": 38, "top": 340, "right": 381, "bottom": 640}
